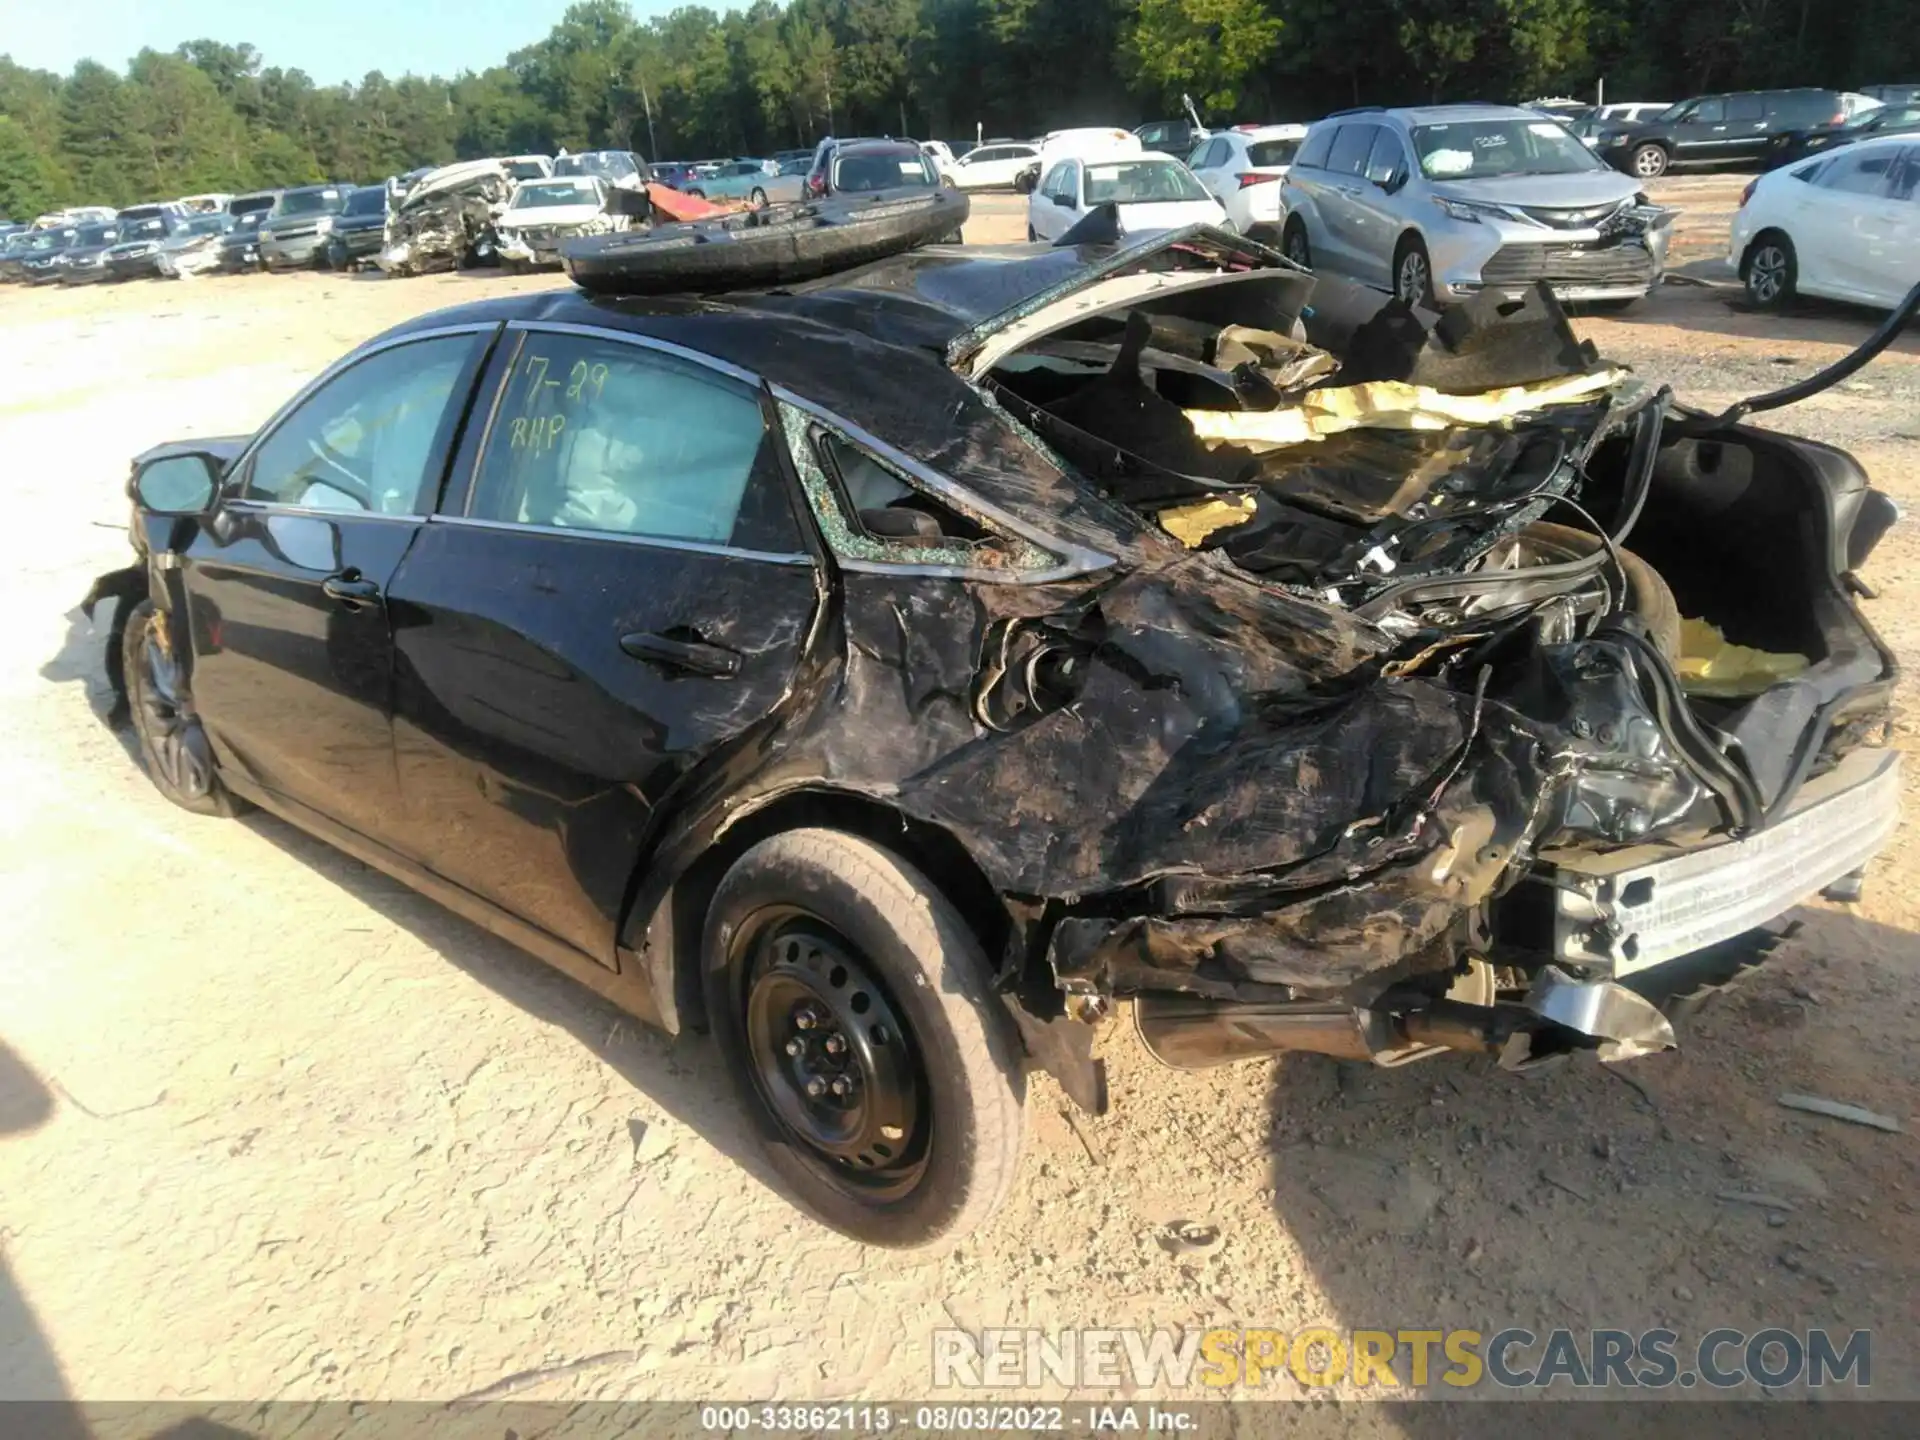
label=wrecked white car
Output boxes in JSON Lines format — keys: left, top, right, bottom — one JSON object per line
{"left": 494, "top": 175, "right": 636, "bottom": 271}
{"left": 377, "top": 159, "right": 514, "bottom": 277}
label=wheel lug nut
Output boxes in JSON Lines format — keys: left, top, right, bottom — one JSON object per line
{"left": 795, "top": 1011, "right": 816, "bottom": 1030}
{"left": 823, "top": 1035, "right": 845, "bottom": 1055}
{"left": 830, "top": 1076, "right": 851, "bottom": 1097}
{"left": 784, "top": 1038, "right": 803, "bottom": 1057}
{"left": 806, "top": 1078, "right": 826, "bottom": 1098}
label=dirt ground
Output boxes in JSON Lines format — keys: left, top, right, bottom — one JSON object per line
{"left": 1, "top": 174, "right": 1916, "bottom": 1413}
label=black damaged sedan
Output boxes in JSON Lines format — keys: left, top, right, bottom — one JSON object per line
{"left": 89, "top": 229, "right": 1903, "bottom": 1245}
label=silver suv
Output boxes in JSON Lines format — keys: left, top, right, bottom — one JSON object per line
{"left": 1279, "top": 104, "right": 1673, "bottom": 308}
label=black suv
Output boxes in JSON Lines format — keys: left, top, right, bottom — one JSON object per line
{"left": 1595, "top": 89, "right": 1873, "bottom": 178}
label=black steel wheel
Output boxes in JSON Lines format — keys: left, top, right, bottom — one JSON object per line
{"left": 122, "top": 600, "right": 244, "bottom": 817}
{"left": 703, "top": 828, "right": 1025, "bottom": 1248}
{"left": 742, "top": 915, "right": 929, "bottom": 1200}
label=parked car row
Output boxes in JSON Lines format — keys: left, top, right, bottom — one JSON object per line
{"left": 1026, "top": 84, "right": 1912, "bottom": 317}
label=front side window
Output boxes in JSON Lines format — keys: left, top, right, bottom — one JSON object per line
{"left": 1692, "top": 99, "right": 1726, "bottom": 124}
{"left": 245, "top": 335, "right": 477, "bottom": 515}
{"left": 467, "top": 334, "right": 799, "bottom": 552}
{"left": 1364, "top": 129, "right": 1406, "bottom": 184}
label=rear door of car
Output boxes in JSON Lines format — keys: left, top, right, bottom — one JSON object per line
{"left": 383, "top": 323, "right": 821, "bottom": 968}
{"left": 1719, "top": 93, "right": 1771, "bottom": 161}
{"left": 1805, "top": 145, "right": 1912, "bottom": 302}
{"left": 180, "top": 325, "right": 496, "bottom": 842}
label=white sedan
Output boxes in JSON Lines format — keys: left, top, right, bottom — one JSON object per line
{"left": 1732, "top": 135, "right": 1919, "bottom": 310}
{"left": 950, "top": 142, "right": 1042, "bottom": 190}
{"left": 1185, "top": 124, "right": 1308, "bottom": 234}
{"left": 1027, "top": 153, "right": 1226, "bottom": 242}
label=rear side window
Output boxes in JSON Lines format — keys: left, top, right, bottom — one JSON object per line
{"left": 468, "top": 334, "right": 799, "bottom": 553}
{"left": 1195, "top": 138, "right": 1228, "bottom": 169}
{"left": 1294, "top": 126, "right": 1337, "bottom": 170}
{"left": 1725, "top": 95, "right": 1763, "bottom": 122}
{"left": 1819, "top": 148, "right": 1901, "bottom": 197}
{"left": 1326, "top": 123, "right": 1377, "bottom": 175}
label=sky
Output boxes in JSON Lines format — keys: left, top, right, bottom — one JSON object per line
{"left": 4, "top": 0, "right": 725, "bottom": 85}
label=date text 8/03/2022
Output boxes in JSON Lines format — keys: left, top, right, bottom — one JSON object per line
{"left": 930, "top": 1326, "right": 1874, "bottom": 1391}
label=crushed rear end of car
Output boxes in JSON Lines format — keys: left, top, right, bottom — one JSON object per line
{"left": 845, "top": 229, "right": 1902, "bottom": 1100}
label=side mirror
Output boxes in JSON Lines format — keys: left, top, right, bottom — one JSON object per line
{"left": 1379, "top": 169, "right": 1408, "bottom": 195}
{"left": 1014, "top": 167, "right": 1039, "bottom": 194}
{"left": 133, "top": 452, "right": 223, "bottom": 517}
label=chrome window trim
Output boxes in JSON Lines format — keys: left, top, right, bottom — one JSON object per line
{"left": 221, "top": 499, "right": 420, "bottom": 525}
{"left": 222, "top": 323, "right": 502, "bottom": 513}
{"left": 501, "top": 319, "right": 763, "bottom": 388}
{"left": 425, "top": 513, "right": 814, "bottom": 567}
{"left": 770, "top": 386, "right": 1112, "bottom": 584}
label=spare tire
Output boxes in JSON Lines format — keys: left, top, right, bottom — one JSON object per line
{"left": 561, "top": 188, "right": 970, "bottom": 295}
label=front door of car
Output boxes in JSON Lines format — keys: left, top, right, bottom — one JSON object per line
{"left": 1190, "top": 137, "right": 1232, "bottom": 202}
{"left": 1349, "top": 128, "right": 1413, "bottom": 287}
{"left": 1032, "top": 161, "right": 1079, "bottom": 240}
{"left": 384, "top": 326, "right": 820, "bottom": 967}
{"left": 180, "top": 328, "right": 493, "bottom": 842}
{"left": 1669, "top": 97, "right": 1726, "bottom": 160}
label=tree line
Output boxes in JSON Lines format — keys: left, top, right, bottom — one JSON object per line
{"left": 2, "top": 0, "right": 1913, "bottom": 216}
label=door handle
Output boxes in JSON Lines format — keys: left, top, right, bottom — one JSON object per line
{"left": 321, "top": 571, "right": 381, "bottom": 607}
{"left": 619, "top": 630, "right": 741, "bottom": 679}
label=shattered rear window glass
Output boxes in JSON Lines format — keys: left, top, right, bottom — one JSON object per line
{"left": 776, "top": 403, "right": 1061, "bottom": 576}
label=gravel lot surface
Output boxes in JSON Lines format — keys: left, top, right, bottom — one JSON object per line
{"left": 2, "top": 173, "right": 1915, "bottom": 1414}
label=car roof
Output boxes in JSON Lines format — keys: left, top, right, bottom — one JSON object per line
{"left": 1381, "top": 103, "right": 1542, "bottom": 125}
{"left": 1232, "top": 124, "right": 1310, "bottom": 140}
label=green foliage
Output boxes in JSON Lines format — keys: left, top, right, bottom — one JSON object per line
{"left": 1122, "top": 0, "right": 1283, "bottom": 114}
{"left": 0, "top": 0, "right": 1914, "bottom": 211}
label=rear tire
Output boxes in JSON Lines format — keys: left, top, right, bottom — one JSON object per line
{"left": 122, "top": 600, "right": 246, "bottom": 818}
{"left": 749, "top": 187, "right": 768, "bottom": 208}
{"left": 1631, "top": 143, "right": 1670, "bottom": 179}
{"left": 701, "top": 828, "right": 1026, "bottom": 1248}
{"left": 1742, "top": 231, "right": 1797, "bottom": 309}
{"left": 1283, "top": 218, "right": 1311, "bottom": 269}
